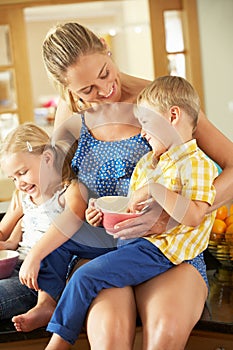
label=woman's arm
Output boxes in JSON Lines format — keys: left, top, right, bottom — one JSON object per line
{"left": 195, "top": 111, "right": 233, "bottom": 209}
{"left": 52, "top": 100, "right": 82, "bottom": 160}
{"left": 19, "top": 181, "right": 88, "bottom": 290}
{"left": 0, "top": 219, "right": 22, "bottom": 250}
{"left": 0, "top": 191, "right": 23, "bottom": 241}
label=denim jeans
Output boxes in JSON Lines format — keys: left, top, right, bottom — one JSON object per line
{"left": 37, "top": 222, "right": 117, "bottom": 301}
{"left": 47, "top": 238, "right": 175, "bottom": 344}
{"left": 47, "top": 238, "right": 208, "bottom": 345}
{"left": 0, "top": 261, "right": 37, "bottom": 320}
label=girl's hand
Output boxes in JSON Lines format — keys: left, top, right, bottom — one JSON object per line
{"left": 85, "top": 198, "right": 103, "bottom": 227}
{"left": 113, "top": 201, "right": 177, "bottom": 240}
{"left": 19, "top": 252, "right": 41, "bottom": 291}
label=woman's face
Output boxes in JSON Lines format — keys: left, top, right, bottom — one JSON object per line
{"left": 66, "top": 52, "right": 122, "bottom": 104}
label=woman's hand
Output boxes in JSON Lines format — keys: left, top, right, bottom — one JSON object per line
{"left": 85, "top": 198, "right": 103, "bottom": 227}
{"left": 19, "top": 251, "right": 41, "bottom": 291}
{"left": 113, "top": 201, "right": 177, "bottom": 240}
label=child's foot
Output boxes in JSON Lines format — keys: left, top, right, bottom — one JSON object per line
{"left": 12, "top": 301, "right": 56, "bottom": 332}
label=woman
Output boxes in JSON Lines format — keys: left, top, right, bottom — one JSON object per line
{"left": 15, "top": 22, "right": 233, "bottom": 350}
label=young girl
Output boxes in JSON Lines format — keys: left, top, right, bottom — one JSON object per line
{"left": 44, "top": 76, "right": 218, "bottom": 349}
{"left": 0, "top": 123, "right": 110, "bottom": 322}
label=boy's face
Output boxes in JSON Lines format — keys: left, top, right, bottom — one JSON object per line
{"left": 136, "top": 104, "right": 176, "bottom": 157}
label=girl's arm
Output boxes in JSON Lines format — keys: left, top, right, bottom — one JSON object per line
{"left": 0, "top": 219, "right": 22, "bottom": 250}
{"left": 195, "top": 111, "right": 233, "bottom": 209}
{"left": 0, "top": 190, "right": 23, "bottom": 241}
{"left": 19, "top": 181, "right": 88, "bottom": 291}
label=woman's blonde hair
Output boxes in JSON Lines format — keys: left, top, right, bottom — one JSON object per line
{"left": 43, "top": 22, "right": 106, "bottom": 113}
{"left": 137, "top": 75, "right": 200, "bottom": 128}
{"left": 0, "top": 123, "right": 75, "bottom": 184}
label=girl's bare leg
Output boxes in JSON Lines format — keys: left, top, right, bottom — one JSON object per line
{"left": 135, "top": 263, "right": 208, "bottom": 350}
{"left": 87, "top": 286, "right": 137, "bottom": 350}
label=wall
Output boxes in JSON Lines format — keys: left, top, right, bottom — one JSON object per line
{"left": 197, "top": 0, "right": 233, "bottom": 140}
{"left": 25, "top": 0, "right": 154, "bottom": 108}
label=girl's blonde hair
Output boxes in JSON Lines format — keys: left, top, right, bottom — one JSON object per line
{"left": 137, "top": 75, "right": 200, "bottom": 128}
{"left": 43, "top": 22, "right": 106, "bottom": 113}
{"left": 0, "top": 123, "right": 75, "bottom": 184}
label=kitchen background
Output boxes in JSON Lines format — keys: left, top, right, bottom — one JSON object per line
{"left": 23, "top": 0, "right": 233, "bottom": 141}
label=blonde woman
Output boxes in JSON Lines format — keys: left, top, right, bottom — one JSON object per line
{"left": 15, "top": 23, "right": 233, "bottom": 350}
{"left": 44, "top": 75, "right": 219, "bottom": 350}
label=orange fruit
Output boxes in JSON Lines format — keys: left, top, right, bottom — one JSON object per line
{"left": 226, "top": 223, "right": 233, "bottom": 234}
{"left": 216, "top": 205, "right": 228, "bottom": 220}
{"left": 230, "top": 204, "right": 233, "bottom": 216}
{"left": 225, "top": 215, "right": 233, "bottom": 227}
{"left": 211, "top": 218, "right": 227, "bottom": 234}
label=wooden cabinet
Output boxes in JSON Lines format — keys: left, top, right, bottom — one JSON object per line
{"left": 0, "top": 7, "right": 34, "bottom": 125}
{"left": 185, "top": 330, "right": 233, "bottom": 350}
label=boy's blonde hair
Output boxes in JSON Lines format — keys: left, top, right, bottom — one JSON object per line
{"left": 0, "top": 123, "right": 75, "bottom": 184}
{"left": 43, "top": 22, "right": 106, "bottom": 113}
{"left": 137, "top": 76, "right": 200, "bottom": 128}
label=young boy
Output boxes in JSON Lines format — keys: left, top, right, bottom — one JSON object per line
{"left": 44, "top": 76, "right": 218, "bottom": 350}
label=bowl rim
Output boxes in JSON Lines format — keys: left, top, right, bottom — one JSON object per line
{"left": 0, "top": 250, "right": 20, "bottom": 261}
{"left": 95, "top": 196, "right": 130, "bottom": 214}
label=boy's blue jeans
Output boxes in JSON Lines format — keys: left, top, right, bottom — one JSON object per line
{"left": 38, "top": 222, "right": 117, "bottom": 301}
{"left": 47, "top": 238, "right": 175, "bottom": 345}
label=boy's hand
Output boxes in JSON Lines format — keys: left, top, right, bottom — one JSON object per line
{"left": 128, "top": 185, "right": 152, "bottom": 213}
{"left": 85, "top": 198, "right": 103, "bottom": 227}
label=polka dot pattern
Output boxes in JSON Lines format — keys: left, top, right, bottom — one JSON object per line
{"left": 71, "top": 115, "right": 151, "bottom": 197}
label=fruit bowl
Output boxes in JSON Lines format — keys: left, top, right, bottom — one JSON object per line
{"left": 208, "top": 203, "right": 233, "bottom": 267}
{"left": 0, "top": 250, "right": 19, "bottom": 279}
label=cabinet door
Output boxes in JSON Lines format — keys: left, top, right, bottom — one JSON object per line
{"left": 185, "top": 330, "right": 233, "bottom": 350}
{"left": 0, "top": 7, "right": 33, "bottom": 125}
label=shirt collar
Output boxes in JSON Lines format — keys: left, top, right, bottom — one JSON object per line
{"left": 159, "top": 139, "right": 198, "bottom": 163}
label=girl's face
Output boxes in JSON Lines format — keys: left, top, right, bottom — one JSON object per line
{"left": 1, "top": 151, "right": 52, "bottom": 203}
{"left": 66, "top": 52, "right": 122, "bottom": 104}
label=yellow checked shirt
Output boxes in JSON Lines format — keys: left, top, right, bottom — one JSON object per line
{"left": 129, "top": 139, "right": 218, "bottom": 264}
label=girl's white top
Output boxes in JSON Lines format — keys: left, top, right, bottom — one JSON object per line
{"left": 17, "top": 187, "right": 66, "bottom": 260}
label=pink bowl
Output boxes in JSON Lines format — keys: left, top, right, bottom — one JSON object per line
{"left": 96, "top": 196, "right": 142, "bottom": 234}
{"left": 0, "top": 250, "right": 19, "bottom": 279}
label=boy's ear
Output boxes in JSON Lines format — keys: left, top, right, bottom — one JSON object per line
{"left": 169, "top": 106, "right": 180, "bottom": 124}
{"left": 43, "top": 149, "right": 54, "bottom": 165}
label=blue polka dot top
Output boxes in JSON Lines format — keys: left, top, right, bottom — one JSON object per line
{"left": 71, "top": 114, "right": 151, "bottom": 198}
